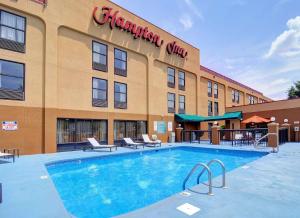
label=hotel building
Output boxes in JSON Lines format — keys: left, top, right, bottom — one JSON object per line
{"left": 0, "top": 0, "right": 271, "bottom": 154}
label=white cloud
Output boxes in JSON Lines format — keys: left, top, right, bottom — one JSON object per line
{"left": 179, "top": 14, "right": 193, "bottom": 30}
{"left": 183, "top": 0, "right": 204, "bottom": 20}
{"left": 264, "top": 16, "right": 300, "bottom": 58}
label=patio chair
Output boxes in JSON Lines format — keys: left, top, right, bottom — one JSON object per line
{"left": 234, "top": 133, "right": 244, "bottom": 146}
{"left": 86, "top": 138, "right": 117, "bottom": 152}
{"left": 0, "top": 152, "right": 15, "bottom": 163}
{"left": 123, "top": 138, "right": 144, "bottom": 149}
{"left": 142, "top": 134, "right": 162, "bottom": 147}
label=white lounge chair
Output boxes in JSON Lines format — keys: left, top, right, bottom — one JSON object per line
{"left": 142, "top": 134, "right": 161, "bottom": 147}
{"left": 0, "top": 152, "right": 15, "bottom": 163}
{"left": 123, "top": 138, "right": 144, "bottom": 149}
{"left": 86, "top": 138, "right": 117, "bottom": 152}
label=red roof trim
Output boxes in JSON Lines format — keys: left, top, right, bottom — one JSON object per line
{"left": 200, "top": 65, "right": 263, "bottom": 95}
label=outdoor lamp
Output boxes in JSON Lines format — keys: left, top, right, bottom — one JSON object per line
{"left": 284, "top": 119, "right": 288, "bottom": 123}
{"left": 270, "top": 117, "right": 276, "bottom": 122}
{"left": 213, "top": 121, "right": 218, "bottom": 126}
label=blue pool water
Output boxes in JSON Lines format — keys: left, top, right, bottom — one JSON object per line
{"left": 47, "top": 147, "right": 267, "bottom": 218}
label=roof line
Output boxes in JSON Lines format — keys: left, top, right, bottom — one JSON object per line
{"left": 107, "top": 0, "right": 199, "bottom": 50}
{"left": 200, "top": 65, "right": 263, "bottom": 95}
{"left": 226, "top": 97, "right": 300, "bottom": 109}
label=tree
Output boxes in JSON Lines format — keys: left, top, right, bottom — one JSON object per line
{"left": 288, "top": 81, "right": 300, "bottom": 99}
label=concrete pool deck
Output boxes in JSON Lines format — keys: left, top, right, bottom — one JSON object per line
{"left": 0, "top": 143, "right": 300, "bottom": 218}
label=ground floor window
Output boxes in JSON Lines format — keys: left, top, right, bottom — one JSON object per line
{"left": 57, "top": 119, "right": 107, "bottom": 144}
{"left": 114, "top": 120, "right": 147, "bottom": 144}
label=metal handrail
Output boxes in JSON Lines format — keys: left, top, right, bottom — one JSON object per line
{"left": 197, "top": 159, "right": 226, "bottom": 188}
{"left": 254, "top": 133, "right": 279, "bottom": 152}
{"left": 182, "top": 163, "right": 213, "bottom": 195}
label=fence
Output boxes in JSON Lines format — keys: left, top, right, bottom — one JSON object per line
{"left": 279, "top": 128, "right": 289, "bottom": 145}
{"left": 182, "top": 130, "right": 212, "bottom": 144}
{"left": 219, "top": 128, "right": 268, "bottom": 146}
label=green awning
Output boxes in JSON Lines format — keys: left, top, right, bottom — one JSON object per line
{"left": 202, "top": 111, "right": 242, "bottom": 122}
{"left": 175, "top": 114, "right": 205, "bottom": 122}
{"left": 175, "top": 112, "right": 242, "bottom": 123}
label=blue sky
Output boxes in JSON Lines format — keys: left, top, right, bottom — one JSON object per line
{"left": 111, "top": 0, "right": 300, "bottom": 100}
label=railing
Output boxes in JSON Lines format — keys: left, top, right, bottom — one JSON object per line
{"left": 182, "top": 162, "right": 213, "bottom": 195}
{"left": 182, "top": 159, "right": 226, "bottom": 196}
{"left": 279, "top": 127, "right": 289, "bottom": 145}
{"left": 219, "top": 128, "right": 268, "bottom": 146}
{"left": 181, "top": 130, "right": 212, "bottom": 144}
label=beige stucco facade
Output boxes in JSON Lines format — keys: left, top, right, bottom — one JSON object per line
{"left": 0, "top": 0, "right": 270, "bottom": 154}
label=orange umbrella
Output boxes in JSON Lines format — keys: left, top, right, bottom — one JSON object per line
{"left": 242, "top": 115, "right": 270, "bottom": 124}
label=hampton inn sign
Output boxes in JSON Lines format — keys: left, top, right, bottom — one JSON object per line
{"left": 93, "top": 6, "right": 188, "bottom": 58}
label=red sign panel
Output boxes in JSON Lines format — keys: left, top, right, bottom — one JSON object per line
{"left": 93, "top": 6, "right": 188, "bottom": 58}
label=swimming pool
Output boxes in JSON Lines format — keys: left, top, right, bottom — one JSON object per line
{"left": 46, "top": 146, "right": 267, "bottom": 218}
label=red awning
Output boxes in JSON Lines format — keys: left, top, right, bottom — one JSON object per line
{"left": 242, "top": 115, "right": 270, "bottom": 124}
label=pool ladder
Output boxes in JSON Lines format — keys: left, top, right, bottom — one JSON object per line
{"left": 182, "top": 159, "right": 226, "bottom": 196}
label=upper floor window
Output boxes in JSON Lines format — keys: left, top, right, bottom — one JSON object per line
{"left": 168, "top": 92, "right": 175, "bottom": 113}
{"left": 178, "top": 71, "right": 185, "bottom": 90}
{"left": 114, "top": 82, "right": 127, "bottom": 109}
{"left": 92, "top": 41, "right": 107, "bottom": 72}
{"left": 232, "top": 89, "right": 240, "bottom": 103}
{"left": 114, "top": 48, "right": 127, "bottom": 77}
{"left": 214, "top": 102, "right": 219, "bottom": 116}
{"left": 0, "top": 59, "right": 25, "bottom": 100}
{"left": 208, "top": 81, "right": 212, "bottom": 97}
{"left": 208, "top": 100, "right": 213, "bottom": 116}
{"left": 214, "top": 83, "right": 218, "bottom": 98}
{"left": 248, "top": 95, "right": 255, "bottom": 104}
{"left": 179, "top": 95, "right": 185, "bottom": 114}
{"left": 0, "top": 11, "right": 25, "bottom": 53}
{"left": 92, "top": 78, "right": 108, "bottom": 107}
{"left": 167, "top": 67, "right": 175, "bottom": 88}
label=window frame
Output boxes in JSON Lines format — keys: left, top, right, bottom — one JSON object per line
{"left": 208, "top": 100, "right": 213, "bottom": 116}
{"left": 178, "top": 71, "right": 185, "bottom": 91}
{"left": 214, "top": 101, "right": 219, "bottom": 116}
{"left": 113, "top": 120, "right": 147, "bottom": 144}
{"left": 114, "top": 48, "right": 127, "bottom": 77}
{"left": 168, "top": 92, "right": 176, "bottom": 113}
{"left": 167, "top": 67, "right": 175, "bottom": 88}
{"left": 92, "top": 41, "right": 108, "bottom": 72}
{"left": 0, "top": 59, "right": 25, "bottom": 101}
{"left": 114, "top": 82, "right": 127, "bottom": 109}
{"left": 92, "top": 77, "right": 108, "bottom": 107}
{"left": 178, "top": 94, "right": 185, "bottom": 114}
{"left": 208, "top": 81, "right": 212, "bottom": 97}
{"left": 214, "top": 83, "right": 218, "bottom": 98}
{"left": 0, "top": 10, "right": 26, "bottom": 53}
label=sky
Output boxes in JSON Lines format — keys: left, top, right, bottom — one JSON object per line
{"left": 111, "top": 0, "right": 300, "bottom": 100}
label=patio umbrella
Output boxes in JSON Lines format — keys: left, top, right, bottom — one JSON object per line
{"left": 242, "top": 115, "right": 270, "bottom": 124}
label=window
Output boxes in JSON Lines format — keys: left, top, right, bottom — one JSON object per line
{"left": 114, "top": 48, "right": 127, "bottom": 76}
{"left": 114, "top": 82, "right": 127, "bottom": 109}
{"left": 0, "top": 10, "right": 26, "bottom": 52}
{"left": 114, "top": 120, "right": 147, "bottom": 144}
{"left": 248, "top": 95, "right": 255, "bottom": 104}
{"left": 167, "top": 67, "right": 175, "bottom": 88}
{"left": 208, "top": 81, "right": 212, "bottom": 97}
{"left": 92, "top": 78, "right": 107, "bottom": 107}
{"left": 214, "top": 83, "right": 218, "bottom": 98}
{"left": 235, "top": 91, "right": 240, "bottom": 103}
{"left": 56, "top": 119, "right": 107, "bottom": 145}
{"left": 232, "top": 89, "right": 240, "bottom": 103}
{"left": 168, "top": 92, "right": 175, "bottom": 113}
{"left": 179, "top": 95, "right": 185, "bottom": 114}
{"left": 92, "top": 41, "right": 107, "bottom": 72}
{"left": 214, "top": 102, "right": 219, "bottom": 116}
{"left": 0, "top": 59, "right": 25, "bottom": 100}
{"left": 208, "top": 100, "right": 213, "bottom": 116}
{"left": 178, "top": 71, "right": 185, "bottom": 90}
